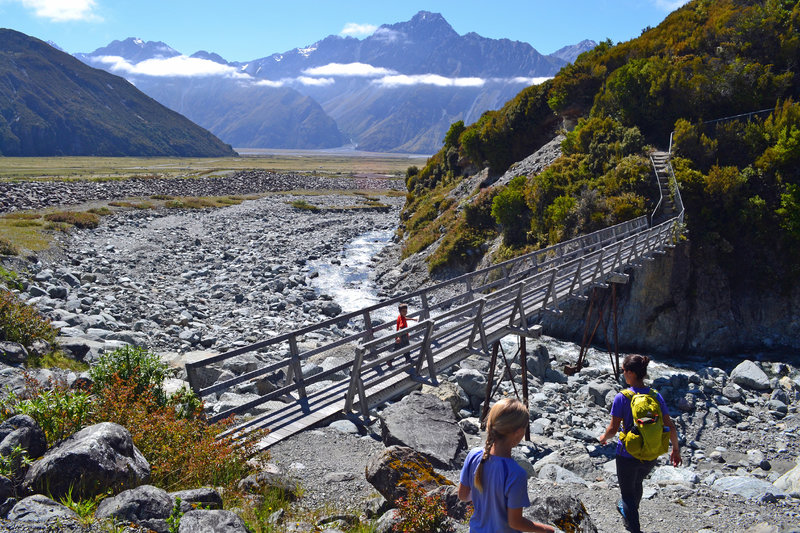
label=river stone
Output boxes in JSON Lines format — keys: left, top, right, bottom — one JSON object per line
{"left": 729, "top": 360, "right": 770, "bottom": 390}
{"left": 526, "top": 493, "right": 598, "bottom": 533}
{"left": 0, "top": 414, "right": 47, "bottom": 460}
{"left": 537, "top": 464, "right": 588, "bottom": 486}
{"left": 454, "top": 368, "right": 487, "bottom": 398}
{"left": 379, "top": 392, "right": 467, "bottom": 469}
{"left": 0, "top": 342, "right": 27, "bottom": 365}
{"left": 365, "top": 445, "right": 452, "bottom": 506}
{"left": 95, "top": 484, "right": 173, "bottom": 533}
{"left": 7, "top": 494, "right": 78, "bottom": 524}
{"left": 526, "top": 344, "right": 550, "bottom": 379}
{"left": 179, "top": 509, "right": 250, "bottom": 533}
{"left": 712, "top": 476, "right": 787, "bottom": 499}
{"left": 170, "top": 487, "right": 224, "bottom": 513}
{"left": 23, "top": 422, "right": 150, "bottom": 500}
{"left": 773, "top": 457, "right": 800, "bottom": 493}
{"left": 650, "top": 465, "right": 699, "bottom": 485}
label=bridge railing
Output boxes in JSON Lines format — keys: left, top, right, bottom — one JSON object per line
{"left": 187, "top": 214, "right": 658, "bottom": 423}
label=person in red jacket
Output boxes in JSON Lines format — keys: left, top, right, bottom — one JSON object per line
{"left": 393, "top": 303, "right": 417, "bottom": 356}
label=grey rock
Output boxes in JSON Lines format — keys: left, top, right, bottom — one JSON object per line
{"left": 712, "top": 475, "right": 787, "bottom": 500}
{"left": 729, "top": 360, "right": 770, "bottom": 390}
{"left": 379, "top": 392, "right": 467, "bottom": 469}
{"left": 365, "top": 445, "right": 451, "bottom": 505}
{"left": 537, "top": 464, "right": 588, "bottom": 486}
{"left": 454, "top": 368, "right": 486, "bottom": 397}
{"left": 95, "top": 484, "right": 173, "bottom": 533}
{"left": 7, "top": 494, "right": 78, "bottom": 524}
{"left": 526, "top": 493, "right": 597, "bottom": 533}
{"left": 0, "top": 342, "right": 27, "bottom": 365}
{"left": 170, "top": 487, "right": 223, "bottom": 513}
{"left": 0, "top": 414, "right": 47, "bottom": 465}
{"left": 23, "top": 422, "right": 150, "bottom": 500}
{"left": 649, "top": 466, "right": 699, "bottom": 485}
{"left": 179, "top": 509, "right": 250, "bottom": 532}
{"left": 525, "top": 344, "right": 550, "bottom": 379}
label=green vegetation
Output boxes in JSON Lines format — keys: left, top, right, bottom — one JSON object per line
{"left": 402, "top": 0, "right": 800, "bottom": 277}
{"left": 288, "top": 199, "right": 320, "bottom": 211}
{"left": 43, "top": 211, "right": 100, "bottom": 229}
{"left": 0, "top": 289, "right": 57, "bottom": 348}
{"left": 392, "top": 483, "right": 455, "bottom": 533}
{"left": 0, "top": 29, "right": 235, "bottom": 157}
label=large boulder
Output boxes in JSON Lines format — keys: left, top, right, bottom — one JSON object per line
{"left": 712, "top": 476, "right": 787, "bottom": 500}
{"left": 773, "top": 457, "right": 800, "bottom": 493}
{"left": 526, "top": 493, "right": 597, "bottom": 533}
{"left": 179, "top": 509, "right": 250, "bottom": 532}
{"left": 23, "top": 422, "right": 150, "bottom": 500}
{"left": 729, "top": 360, "right": 770, "bottom": 390}
{"left": 365, "top": 446, "right": 452, "bottom": 506}
{"left": 7, "top": 494, "right": 78, "bottom": 525}
{"left": 379, "top": 392, "right": 467, "bottom": 469}
{"left": 526, "top": 344, "right": 550, "bottom": 379}
{"left": 95, "top": 484, "right": 173, "bottom": 533}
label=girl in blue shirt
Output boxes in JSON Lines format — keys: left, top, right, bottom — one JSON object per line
{"left": 458, "top": 398, "right": 554, "bottom": 533}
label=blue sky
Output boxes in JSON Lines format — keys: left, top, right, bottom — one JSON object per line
{"left": 0, "top": 0, "right": 689, "bottom": 62}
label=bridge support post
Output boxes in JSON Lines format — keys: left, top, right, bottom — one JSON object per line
{"left": 520, "top": 335, "right": 530, "bottom": 441}
{"left": 479, "top": 341, "right": 500, "bottom": 428}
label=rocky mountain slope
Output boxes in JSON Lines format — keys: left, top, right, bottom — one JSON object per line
{"left": 0, "top": 29, "right": 236, "bottom": 157}
{"left": 74, "top": 12, "right": 596, "bottom": 153}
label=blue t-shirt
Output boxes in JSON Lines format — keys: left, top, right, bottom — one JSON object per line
{"left": 459, "top": 447, "right": 530, "bottom": 533}
{"left": 610, "top": 386, "right": 670, "bottom": 459}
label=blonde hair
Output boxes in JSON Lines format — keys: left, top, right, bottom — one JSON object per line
{"left": 474, "top": 398, "right": 529, "bottom": 493}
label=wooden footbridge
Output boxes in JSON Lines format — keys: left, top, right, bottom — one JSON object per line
{"left": 186, "top": 150, "right": 685, "bottom": 451}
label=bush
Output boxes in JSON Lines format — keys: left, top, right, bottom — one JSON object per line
{"left": 392, "top": 483, "right": 454, "bottom": 533}
{"left": 0, "top": 376, "right": 92, "bottom": 446}
{"left": 90, "top": 376, "right": 259, "bottom": 490}
{"left": 89, "top": 345, "right": 170, "bottom": 406}
{"left": 0, "top": 237, "right": 18, "bottom": 256}
{"left": 43, "top": 211, "right": 100, "bottom": 229}
{"left": 0, "top": 290, "right": 57, "bottom": 348}
{"left": 288, "top": 199, "right": 319, "bottom": 211}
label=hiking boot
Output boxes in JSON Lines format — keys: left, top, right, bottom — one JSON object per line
{"left": 617, "top": 500, "right": 631, "bottom": 531}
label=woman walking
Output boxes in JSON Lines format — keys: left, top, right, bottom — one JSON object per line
{"left": 458, "top": 398, "right": 555, "bottom": 533}
{"left": 598, "top": 354, "right": 681, "bottom": 533}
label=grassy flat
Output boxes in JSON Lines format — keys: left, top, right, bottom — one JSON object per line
{"left": 0, "top": 152, "right": 429, "bottom": 182}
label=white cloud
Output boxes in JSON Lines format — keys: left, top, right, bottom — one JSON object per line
{"left": 303, "top": 62, "right": 396, "bottom": 77}
{"left": 371, "top": 27, "right": 404, "bottom": 43}
{"left": 93, "top": 55, "right": 249, "bottom": 79}
{"left": 652, "top": 0, "right": 690, "bottom": 11}
{"left": 340, "top": 22, "right": 378, "bottom": 38}
{"left": 16, "top": 0, "right": 100, "bottom": 22}
{"left": 296, "top": 76, "right": 335, "bottom": 87}
{"left": 254, "top": 79, "right": 286, "bottom": 88}
{"left": 507, "top": 76, "right": 552, "bottom": 85}
{"left": 373, "top": 74, "right": 486, "bottom": 88}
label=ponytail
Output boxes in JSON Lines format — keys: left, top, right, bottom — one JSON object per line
{"left": 473, "top": 398, "right": 529, "bottom": 493}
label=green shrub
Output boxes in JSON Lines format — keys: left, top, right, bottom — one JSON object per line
{"left": 88, "top": 207, "right": 112, "bottom": 216}
{"left": 0, "top": 377, "right": 93, "bottom": 446}
{"left": 89, "top": 345, "right": 170, "bottom": 406}
{"left": 0, "top": 237, "right": 18, "bottom": 256}
{"left": 0, "top": 290, "right": 58, "bottom": 348}
{"left": 392, "top": 483, "right": 454, "bottom": 533}
{"left": 491, "top": 176, "right": 531, "bottom": 246}
{"left": 289, "top": 199, "right": 319, "bottom": 211}
{"left": 90, "top": 375, "right": 260, "bottom": 490}
{"left": 43, "top": 211, "right": 100, "bottom": 229}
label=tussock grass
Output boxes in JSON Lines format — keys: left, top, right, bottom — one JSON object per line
{"left": 43, "top": 211, "right": 100, "bottom": 229}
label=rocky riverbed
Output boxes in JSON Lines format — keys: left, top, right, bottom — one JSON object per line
{"left": 2, "top": 172, "right": 800, "bottom": 532}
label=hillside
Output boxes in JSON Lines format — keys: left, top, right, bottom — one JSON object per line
{"left": 399, "top": 0, "right": 800, "bottom": 354}
{"left": 0, "top": 29, "right": 236, "bottom": 157}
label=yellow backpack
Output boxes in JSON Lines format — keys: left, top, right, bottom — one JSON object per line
{"left": 619, "top": 388, "right": 670, "bottom": 461}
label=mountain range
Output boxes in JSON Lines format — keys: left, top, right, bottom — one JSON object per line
{"left": 0, "top": 29, "right": 236, "bottom": 157}
{"left": 75, "top": 12, "right": 596, "bottom": 153}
